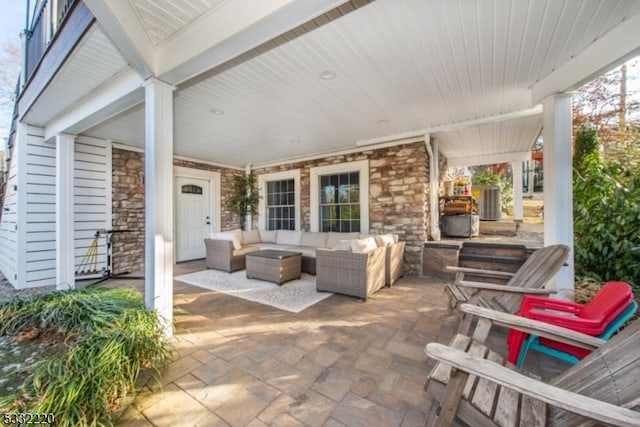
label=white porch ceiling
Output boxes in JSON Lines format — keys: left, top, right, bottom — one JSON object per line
{"left": 130, "top": 0, "right": 231, "bottom": 47}
{"left": 25, "top": 27, "right": 130, "bottom": 127}
{"left": 34, "top": 0, "right": 640, "bottom": 168}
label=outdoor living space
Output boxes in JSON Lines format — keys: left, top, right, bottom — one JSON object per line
{"left": 109, "top": 260, "right": 567, "bottom": 427}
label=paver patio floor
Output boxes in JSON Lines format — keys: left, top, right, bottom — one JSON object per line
{"left": 114, "top": 260, "right": 564, "bottom": 427}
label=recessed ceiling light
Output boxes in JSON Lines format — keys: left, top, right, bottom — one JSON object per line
{"left": 211, "top": 108, "right": 225, "bottom": 115}
{"left": 319, "top": 70, "right": 337, "bottom": 80}
{"left": 377, "top": 119, "right": 389, "bottom": 125}
{"left": 290, "top": 139, "right": 301, "bottom": 144}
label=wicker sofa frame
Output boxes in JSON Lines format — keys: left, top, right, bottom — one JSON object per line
{"left": 204, "top": 231, "right": 404, "bottom": 293}
{"left": 204, "top": 239, "right": 246, "bottom": 272}
{"left": 315, "top": 246, "right": 386, "bottom": 300}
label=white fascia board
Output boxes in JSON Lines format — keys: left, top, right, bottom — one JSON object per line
{"left": 532, "top": 13, "right": 640, "bottom": 105}
{"left": 158, "top": 0, "right": 349, "bottom": 84}
{"left": 44, "top": 68, "right": 144, "bottom": 141}
{"left": 83, "top": 0, "right": 155, "bottom": 78}
{"left": 356, "top": 106, "right": 543, "bottom": 147}
{"left": 446, "top": 151, "right": 531, "bottom": 168}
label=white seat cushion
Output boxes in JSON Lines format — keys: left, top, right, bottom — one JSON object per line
{"left": 259, "top": 230, "right": 277, "bottom": 243}
{"left": 300, "top": 231, "right": 328, "bottom": 248}
{"left": 276, "top": 230, "right": 302, "bottom": 245}
{"left": 326, "top": 232, "right": 359, "bottom": 248}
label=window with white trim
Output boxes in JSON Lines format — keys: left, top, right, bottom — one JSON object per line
{"left": 310, "top": 160, "right": 369, "bottom": 233}
{"left": 319, "top": 172, "right": 360, "bottom": 232}
{"left": 266, "top": 179, "right": 295, "bottom": 230}
{"left": 258, "top": 170, "right": 301, "bottom": 231}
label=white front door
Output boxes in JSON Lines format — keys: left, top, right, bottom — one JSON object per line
{"left": 175, "top": 176, "right": 211, "bottom": 261}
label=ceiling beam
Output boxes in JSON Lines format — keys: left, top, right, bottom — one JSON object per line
{"left": 446, "top": 151, "right": 531, "bottom": 168}
{"left": 356, "top": 106, "right": 543, "bottom": 147}
{"left": 83, "top": 0, "right": 155, "bottom": 78}
{"left": 44, "top": 68, "right": 144, "bottom": 141}
{"left": 532, "top": 12, "right": 640, "bottom": 105}
{"left": 158, "top": 0, "right": 350, "bottom": 84}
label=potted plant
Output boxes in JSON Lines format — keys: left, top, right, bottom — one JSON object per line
{"left": 226, "top": 174, "right": 260, "bottom": 230}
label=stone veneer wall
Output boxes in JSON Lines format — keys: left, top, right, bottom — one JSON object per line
{"left": 111, "top": 148, "right": 243, "bottom": 274}
{"left": 252, "top": 141, "right": 430, "bottom": 274}
{"left": 112, "top": 149, "right": 145, "bottom": 275}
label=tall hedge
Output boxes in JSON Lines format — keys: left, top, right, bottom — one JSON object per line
{"left": 573, "top": 126, "right": 640, "bottom": 292}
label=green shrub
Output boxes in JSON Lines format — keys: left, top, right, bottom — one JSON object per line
{"left": 573, "top": 127, "right": 640, "bottom": 293}
{"left": 0, "top": 288, "right": 172, "bottom": 426}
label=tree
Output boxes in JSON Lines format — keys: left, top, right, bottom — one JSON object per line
{"left": 0, "top": 37, "right": 20, "bottom": 124}
{"left": 572, "top": 59, "right": 640, "bottom": 290}
{"left": 0, "top": 39, "right": 20, "bottom": 116}
{"left": 572, "top": 60, "right": 640, "bottom": 153}
{"left": 573, "top": 124, "right": 599, "bottom": 175}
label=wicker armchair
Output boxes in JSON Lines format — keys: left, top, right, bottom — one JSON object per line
{"left": 316, "top": 246, "right": 386, "bottom": 300}
{"left": 204, "top": 239, "right": 245, "bottom": 272}
{"left": 385, "top": 241, "right": 405, "bottom": 286}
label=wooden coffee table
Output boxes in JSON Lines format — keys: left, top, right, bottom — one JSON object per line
{"left": 246, "top": 249, "right": 302, "bottom": 285}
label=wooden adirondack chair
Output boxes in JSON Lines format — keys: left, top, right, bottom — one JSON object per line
{"left": 445, "top": 244, "right": 570, "bottom": 332}
{"left": 424, "top": 303, "right": 640, "bottom": 427}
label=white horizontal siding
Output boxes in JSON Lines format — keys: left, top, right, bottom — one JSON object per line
{"left": 20, "top": 134, "right": 112, "bottom": 286}
{"left": 74, "top": 137, "right": 111, "bottom": 280}
{"left": 24, "top": 130, "right": 56, "bottom": 286}
{"left": 0, "top": 138, "right": 20, "bottom": 286}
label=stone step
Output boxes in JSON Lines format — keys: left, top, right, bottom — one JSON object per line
{"left": 458, "top": 253, "right": 527, "bottom": 274}
{"left": 461, "top": 241, "right": 532, "bottom": 258}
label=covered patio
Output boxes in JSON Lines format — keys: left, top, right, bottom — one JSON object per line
{"left": 110, "top": 260, "right": 567, "bottom": 426}
{"left": 6, "top": 0, "right": 637, "bottom": 329}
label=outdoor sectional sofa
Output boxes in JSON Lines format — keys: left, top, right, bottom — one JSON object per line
{"left": 204, "top": 229, "right": 406, "bottom": 299}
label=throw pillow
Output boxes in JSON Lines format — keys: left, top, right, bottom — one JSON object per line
{"left": 374, "top": 234, "right": 396, "bottom": 247}
{"left": 326, "top": 232, "right": 359, "bottom": 248}
{"left": 212, "top": 229, "right": 242, "bottom": 250}
{"left": 350, "top": 236, "right": 378, "bottom": 253}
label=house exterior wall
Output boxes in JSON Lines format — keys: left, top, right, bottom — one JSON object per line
{"left": 0, "top": 132, "right": 21, "bottom": 287}
{"left": 23, "top": 127, "right": 56, "bottom": 287}
{"left": 252, "top": 141, "right": 430, "bottom": 275}
{"left": 111, "top": 147, "right": 243, "bottom": 275}
{"left": 0, "top": 129, "right": 112, "bottom": 289}
{"left": 73, "top": 136, "right": 112, "bottom": 279}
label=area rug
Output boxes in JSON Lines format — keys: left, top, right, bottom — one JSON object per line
{"left": 175, "top": 270, "right": 333, "bottom": 313}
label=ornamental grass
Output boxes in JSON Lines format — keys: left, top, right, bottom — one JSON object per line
{"left": 0, "top": 287, "right": 172, "bottom": 426}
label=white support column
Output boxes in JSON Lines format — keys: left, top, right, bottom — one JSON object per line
{"left": 425, "top": 135, "right": 440, "bottom": 240}
{"left": 143, "top": 78, "right": 176, "bottom": 336}
{"left": 526, "top": 160, "right": 535, "bottom": 196}
{"left": 56, "top": 133, "right": 75, "bottom": 290}
{"left": 511, "top": 161, "right": 524, "bottom": 224}
{"left": 542, "top": 94, "right": 574, "bottom": 298}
